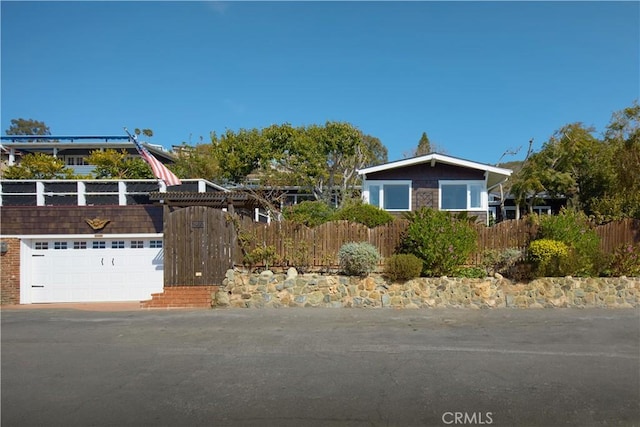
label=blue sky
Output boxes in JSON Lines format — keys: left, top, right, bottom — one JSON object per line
{"left": 1, "top": 1, "right": 638, "bottom": 165}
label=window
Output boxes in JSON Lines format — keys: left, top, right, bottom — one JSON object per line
{"left": 54, "top": 242, "right": 68, "bottom": 250}
{"left": 73, "top": 242, "right": 87, "bottom": 249}
{"left": 440, "top": 181, "right": 486, "bottom": 211}
{"left": 111, "top": 241, "right": 125, "bottom": 249}
{"left": 92, "top": 241, "right": 106, "bottom": 249}
{"left": 533, "top": 206, "right": 551, "bottom": 216}
{"left": 150, "top": 240, "right": 163, "bottom": 248}
{"left": 35, "top": 242, "right": 49, "bottom": 250}
{"left": 131, "top": 241, "right": 144, "bottom": 249}
{"left": 365, "top": 181, "right": 411, "bottom": 211}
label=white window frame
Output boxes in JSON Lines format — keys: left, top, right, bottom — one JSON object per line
{"left": 363, "top": 180, "right": 412, "bottom": 212}
{"left": 439, "top": 180, "right": 487, "bottom": 211}
{"left": 35, "top": 242, "right": 49, "bottom": 250}
{"left": 111, "top": 241, "right": 125, "bottom": 249}
{"left": 533, "top": 206, "right": 552, "bottom": 216}
{"left": 73, "top": 241, "right": 87, "bottom": 250}
{"left": 53, "top": 241, "right": 68, "bottom": 250}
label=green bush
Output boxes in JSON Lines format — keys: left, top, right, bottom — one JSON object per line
{"left": 482, "top": 248, "right": 523, "bottom": 277}
{"left": 399, "top": 208, "right": 477, "bottom": 277}
{"left": 283, "top": 201, "right": 335, "bottom": 227}
{"left": 333, "top": 200, "right": 395, "bottom": 228}
{"left": 384, "top": 254, "right": 423, "bottom": 281}
{"left": 606, "top": 243, "right": 640, "bottom": 277}
{"left": 528, "top": 239, "right": 570, "bottom": 277}
{"left": 338, "top": 242, "right": 380, "bottom": 276}
{"left": 534, "top": 208, "right": 601, "bottom": 276}
{"left": 453, "top": 266, "right": 487, "bottom": 278}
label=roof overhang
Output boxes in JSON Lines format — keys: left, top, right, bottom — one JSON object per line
{"left": 0, "top": 136, "right": 176, "bottom": 161}
{"left": 358, "top": 152, "right": 512, "bottom": 189}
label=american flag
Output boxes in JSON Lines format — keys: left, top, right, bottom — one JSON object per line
{"left": 126, "top": 131, "right": 182, "bottom": 186}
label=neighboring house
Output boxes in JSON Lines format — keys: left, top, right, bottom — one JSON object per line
{"left": 499, "top": 192, "right": 567, "bottom": 220}
{"left": 357, "top": 153, "right": 512, "bottom": 225}
{"left": 0, "top": 178, "right": 232, "bottom": 305}
{"left": 0, "top": 135, "right": 176, "bottom": 176}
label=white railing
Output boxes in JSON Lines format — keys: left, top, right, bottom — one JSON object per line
{"left": 0, "top": 179, "right": 221, "bottom": 207}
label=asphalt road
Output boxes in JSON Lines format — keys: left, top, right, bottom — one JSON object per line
{"left": 2, "top": 307, "right": 639, "bottom": 427}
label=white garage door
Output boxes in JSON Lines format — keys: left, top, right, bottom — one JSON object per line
{"left": 27, "top": 238, "right": 164, "bottom": 303}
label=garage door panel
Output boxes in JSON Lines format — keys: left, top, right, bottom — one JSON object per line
{"left": 28, "top": 238, "right": 163, "bottom": 303}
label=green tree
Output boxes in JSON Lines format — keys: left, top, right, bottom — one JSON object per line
{"left": 86, "top": 149, "right": 154, "bottom": 179}
{"left": 171, "top": 143, "right": 220, "bottom": 180}
{"left": 2, "top": 152, "right": 75, "bottom": 179}
{"left": 212, "top": 128, "right": 266, "bottom": 183}
{"left": 5, "top": 118, "right": 51, "bottom": 136}
{"left": 589, "top": 102, "right": 640, "bottom": 221}
{"left": 509, "top": 123, "right": 601, "bottom": 215}
{"left": 213, "top": 122, "right": 387, "bottom": 206}
{"left": 338, "top": 132, "right": 387, "bottom": 201}
{"left": 310, "top": 121, "right": 363, "bottom": 203}
{"left": 134, "top": 128, "right": 154, "bottom": 138}
{"left": 416, "top": 132, "right": 432, "bottom": 156}
{"left": 262, "top": 122, "right": 360, "bottom": 203}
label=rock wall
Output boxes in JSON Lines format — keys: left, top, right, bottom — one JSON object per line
{"left": 215, "top": 268, "right": 639, "bottom": 309}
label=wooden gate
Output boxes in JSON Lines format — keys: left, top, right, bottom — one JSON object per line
{"left": 163, "top": 206, "right": 236, "bottom": 286}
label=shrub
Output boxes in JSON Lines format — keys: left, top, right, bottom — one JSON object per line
{"left": 482, "top": 248, "right": 523, "bottom": 277}
{"left": 399, "top": 208, "right": 477, "bottom": 277}
{"left": 384, "top": 254, "right": 423, "bottom": 281}
{"left": 606, "top": 243, "right": 640, "bottom": 277}
{"left": 528, "top": 239, "right": 570, "bottom": 277}
{"left": 338, "top": 242, "right": 380, "bottom": 276}
{"left": 333, "top": 200, "right": 395, "bottom": 228}
{"left": 283, "top": 201, "right": 335, "bottom": 227}
{"left": 243, "top": 245, "right": 278, "bottom": 271}
{"left": 533, "top": 208, "right": 601, "bottom": 276}
{"left": 453, "top": 266, "right": 486, "bottom": 278}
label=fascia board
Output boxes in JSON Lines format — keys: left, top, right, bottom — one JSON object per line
{"left": 358, "top": 153, "right": 512, "bottom": 177}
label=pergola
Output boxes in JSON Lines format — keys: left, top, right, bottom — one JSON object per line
{"left": 148, "top": 191, "right": 264, "bottom": 213}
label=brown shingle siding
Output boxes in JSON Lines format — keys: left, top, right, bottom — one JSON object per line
{"left": 0, "top": 206, "right": 163, "bottom": 235}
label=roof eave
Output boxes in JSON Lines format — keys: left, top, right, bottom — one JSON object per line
{"left": 358, "top": 153, "right": 512, "bottom": 177}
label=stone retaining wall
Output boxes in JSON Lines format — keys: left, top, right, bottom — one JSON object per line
{"left": 215, "top": 268, "right": 639, "bottom": 309}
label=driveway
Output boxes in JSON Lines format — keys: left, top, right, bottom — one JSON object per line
{"left": 2, "top": 307, "right": 639, "bottom": 426}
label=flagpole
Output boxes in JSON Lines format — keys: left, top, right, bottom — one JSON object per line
{"left": 124, "top": 127, "right": 161, "bottom": 187}
{"left": 124, "top": 126, "right": 182, "bottom": 186}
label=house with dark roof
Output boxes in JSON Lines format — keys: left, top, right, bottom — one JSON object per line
{"left": 357, "top": 153, "right": 513, "bottom": 224}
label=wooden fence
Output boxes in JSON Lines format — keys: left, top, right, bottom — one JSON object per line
{"left": 234, "top": 216, "right": 640, "bottom": 268}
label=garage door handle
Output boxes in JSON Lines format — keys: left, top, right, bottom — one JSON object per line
{"left": 112, "top": 258, "right": 115, "bottom": 266}
{"left": 32, "top": 254, "right": 45, "bottom": 257}
{"left": 101, "top": 258, "right": 104, "bottom": 266}
{"left": 32, "top": 285, "right": 44, "bottom": 288}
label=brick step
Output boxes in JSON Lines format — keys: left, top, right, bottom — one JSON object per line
{"left": 140, "top": 286, "right": 218, "bottom": 309}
